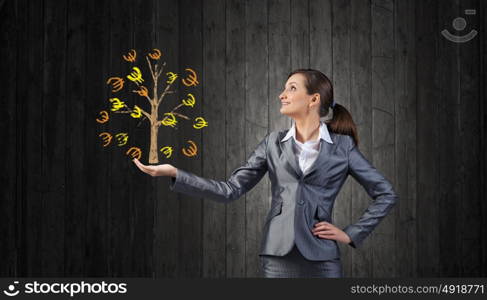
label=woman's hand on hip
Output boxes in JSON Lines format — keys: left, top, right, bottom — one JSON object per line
{"left": 311, "top": 221, "right": 352, "bottom": 244}
{"left": 132, "top": 158, "right": 177, "bottom": 177}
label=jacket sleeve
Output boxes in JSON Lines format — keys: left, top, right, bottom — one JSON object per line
{"left": 168, "top": 133, "right": 270, "bottom": 203}
{"left": 342, "top": 135, "right": 399, "bottom": 248}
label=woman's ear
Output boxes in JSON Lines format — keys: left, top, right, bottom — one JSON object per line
{"left": 310, "top": 94, "right": 320, "bottom": 107}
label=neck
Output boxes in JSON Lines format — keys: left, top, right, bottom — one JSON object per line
{"left": 293, "top": 115, "right": 321, "bottom": 143}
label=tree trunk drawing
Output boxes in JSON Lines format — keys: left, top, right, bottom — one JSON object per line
{"left": 98, "top": 48, "right": 207, "bottom": 164}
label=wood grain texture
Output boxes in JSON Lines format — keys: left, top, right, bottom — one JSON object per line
{"left": 65, "top": 0, "right": 87, "bottom": 277}
{"left": 349, "top": 0, "right": 373, "bottom": 278}
{"left": 153, "top": 0, "right": 180, "bottom": 277}
{"left": 331, "top": 0, "right": 353, "bottom": 278}
{"left": 226, "top": 0, "right": 247, "bottom": 277}
{"left": 416, "top": 0, "right": 440, "bottom": 277}
{"left": 0, "top": 0, "right": 17, "bottom": 277}
{"left": 394, "top": 0, "right": 417, "bottom": 278}
{"left": 84, "top": 0, "right": 111, "bottom": 276}
{"left": 0, "top": 0, "right": 485, "bottom": 277}
{"left": 371, "top": 0, "right": 396, "bottom": 277}
{"left": 244, "top": 0, "right": 269, "bottom": 277}
{"left": 202, "top": 0, "right": 227, "bottom": 278}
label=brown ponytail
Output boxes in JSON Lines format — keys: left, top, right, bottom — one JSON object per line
{"left": 287, "top": 69, "right": 359, "bottom": 147}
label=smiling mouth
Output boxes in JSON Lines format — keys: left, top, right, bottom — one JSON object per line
{"left": 281, "top": 102, "right": 290, "bottom": 105}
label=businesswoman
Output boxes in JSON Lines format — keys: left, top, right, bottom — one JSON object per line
{"left": 133, "top": 69, "right": 399, "bottom": 278}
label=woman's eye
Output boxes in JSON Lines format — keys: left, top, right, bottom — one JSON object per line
{"left": 291, "top": 86, "right": 296, "bottom": 91}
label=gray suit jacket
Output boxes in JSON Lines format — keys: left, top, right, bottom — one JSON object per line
{"left": 169, "top": 127, "right": 399, "bottom": 261}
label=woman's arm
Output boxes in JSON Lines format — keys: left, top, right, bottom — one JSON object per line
{"left": 342, "top": 135, "right": 399, "bottom": 248}
{"left": 167, "top": 133, "right": 270, "bottom": 203}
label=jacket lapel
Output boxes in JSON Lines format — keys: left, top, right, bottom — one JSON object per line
{"left": 278, "top": 131, "right": 303, "bottom": 178}
{"left": 278, "top": 130, "right": 338, "bottom": 179}
{"left": 303, "top": 135, "right": 336, "bottom": 177}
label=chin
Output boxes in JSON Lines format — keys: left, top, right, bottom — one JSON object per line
{"left": 279, "top": 109, "right": 293, "bottom": 118}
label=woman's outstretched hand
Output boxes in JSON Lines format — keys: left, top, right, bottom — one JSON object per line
{"left": 132, "top": 158, "right": 178, "bottom": 177}
{"left": 312, "top": 221, "right": 352, "bottom": 245}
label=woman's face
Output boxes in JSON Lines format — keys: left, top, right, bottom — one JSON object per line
{"left": 279, "top": 73, "right": 319, "bottom": 118}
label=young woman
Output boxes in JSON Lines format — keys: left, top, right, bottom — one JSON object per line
{"left": 133, "top": 69, "right": 399, "bottom": 278}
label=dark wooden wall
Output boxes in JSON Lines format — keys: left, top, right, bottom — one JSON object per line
{"left": 0, "top": 0, "right": 485, "bottom": 278}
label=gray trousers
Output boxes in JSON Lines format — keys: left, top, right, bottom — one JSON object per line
{"left": 259, "top": 244, "right": 343, "bottom": 278}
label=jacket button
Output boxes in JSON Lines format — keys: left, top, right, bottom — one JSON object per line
{"left": 298, "top": 199, "right": 304, "bottom": 205}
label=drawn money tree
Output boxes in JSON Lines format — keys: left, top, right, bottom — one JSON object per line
{"left": 96, "top": 48, "right": 208, "bottom": 164}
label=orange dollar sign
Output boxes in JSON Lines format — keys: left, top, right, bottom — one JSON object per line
{"left": 123, "top": 49, "right": 137, "bottom": 62}
{"left": 148, "top": 48, "right": 162, "bottom": 60}
{"left": 106, "top": 77, "right": 124, "bottom": 92}
{"left": 133, "top": 86, "right": 148, "bottom": 97}
{"left": 96, "top": 110, "right": 109, "bottom": 124}
{"left": 99, "top": 132, "right": 113, "bottom": 147}
{"left": 126, "top": 147, "right": 142, "bottom": 160}
{"left": 181, "top": 140, "right": 198, "bottom": 157}
{"left": 182, "top": 68, "right": 199, "bottom": 87}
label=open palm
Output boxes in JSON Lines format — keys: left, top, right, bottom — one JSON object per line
{"left": 132, "top": 158, "right": 177, "bottom": 177}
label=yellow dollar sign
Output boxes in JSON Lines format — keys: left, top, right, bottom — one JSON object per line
{"left": 130, "top": 105, "right": 142, "bottom": 118}
{"left": 109, "top": 98, "right": 125, "bottom": 111}
{"left": 193, "top": 117, "right": 208, "bottom": 129}
{"left": 160, "top": 146, "right": 173, "bottom": 158}
{"left": 161, "top": 112, "right": 177, "bottom": 127}
{"left": 127, "top": 67, "right": 144, "bottom": 85}
{"left": 166, "top": 72, "right": 178, "bottom": 84}
{"left": 115, "top": 133, "right": 129, "bottom": 146}
{"left": 182, "top": 93, "right": 196, "bottom": 107}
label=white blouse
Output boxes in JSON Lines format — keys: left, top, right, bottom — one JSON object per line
{"left": 280, "top": 120, "right": 334, "bottom": 174}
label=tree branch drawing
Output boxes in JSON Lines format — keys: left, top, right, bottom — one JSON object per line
{"left": 96, "top": 48, "right": 208, "bottom": 164}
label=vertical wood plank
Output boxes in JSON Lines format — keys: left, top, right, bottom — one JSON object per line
{"left": 309, "top": 0, "right": 332, "bottom": 75}
{"left": 481, "top": 0, "right": 487, "bottom": 277}
{"left": 108, "top": 0, "right": 134, "bottom": 276}
{"left": 226, "top": 0, "right": 247, "bottom": 277}
{"left": 458, "top": 0, "right": 482, "bottom": 276}
{"left": 268, "top": 0, "right": 291, "bottom": 133}
{"left": 349, "top": 0, "right": 372, "bottom": 277}
{"left": 153, "top": 0, "right": 181, "bottom": 277}
{"left": 65, "top": 0, "right": 87, "bottom": 276}
{"left": 437, "top": 0, "right": 461, "bottom": 277}
{"left": 394, "top": 0, "right": 417, "bottom": 277}
{"left": 266, "top": 0, "right": 292, "bottom": 279}
{"left": 331, "top": 0, "right": 352, "bottom": 277}
{"left": 201, "top": 0, "right": 227, "bottom": 278}
{"left": 42, "top": 0, "right": 67, "bottom": 276}
{"left": 291, "top": 0, "right": 310, "bottom": 69}
{"left": 0, "top": 0, "right": 18, "bottom": 276}
{"left": 416, "top": 0, "right": 440, "bottom": 276}
{"left": 20, "top": 0, "right": 44, "bottom": 276}
{"left": 371, "top": 0, "right": 396, "bottom": 277}
{"left": 268, "top": 0, "right": 291, "bottom": 134}
{"left": 178, "top": 0, "right": 203, "bottom": 278}
{"left": 85, "top": 0, "right": 111, "bottom": 276}
{"left": 245, "top": 0, "right": 269, "bottom": 277}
